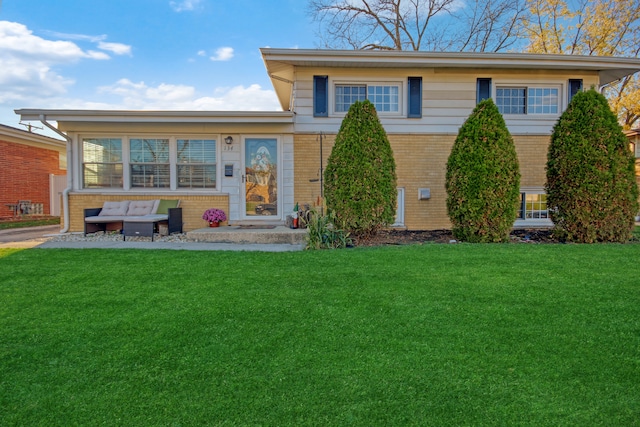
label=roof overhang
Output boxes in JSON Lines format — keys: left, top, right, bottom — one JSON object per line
{"left": 0, "top": 123, "right": 66, "bottom": 147}
{"left": 261, "top": 48, "right": 640, "bottom": 110}
{"left": 15, "top": 109, "right": 294, "bottom": 124}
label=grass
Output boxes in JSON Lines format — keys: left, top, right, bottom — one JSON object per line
{"left": 1, "top": 244, "right": 639, "bottom": 426}
{"left": 0, "top": 216, "right": 60, "bottom": 230}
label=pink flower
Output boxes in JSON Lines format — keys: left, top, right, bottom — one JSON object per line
{"left": 202, "top": 208, "right": 227, "bottom": 223}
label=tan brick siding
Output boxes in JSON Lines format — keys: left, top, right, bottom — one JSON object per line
{"left": 66, "top": 193, "right": 229, "bottom": 232}
{"left": 0, "top": 139, "right": 65, "bottom": 218}
{"left": 294, "top": 133, "right": 551, "bottom": 230}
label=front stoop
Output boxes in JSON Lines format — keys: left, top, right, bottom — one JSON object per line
{"left": 186, "top": 226, "right": 307, "bottom": 245}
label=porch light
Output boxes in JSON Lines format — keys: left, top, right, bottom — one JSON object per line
{"left": 224, "top": 136, "right": 233, "bottom": 145}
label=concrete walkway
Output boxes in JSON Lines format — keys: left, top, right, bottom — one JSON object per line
{"left": 0, "top": 225, "right": 306, "bottom": 252}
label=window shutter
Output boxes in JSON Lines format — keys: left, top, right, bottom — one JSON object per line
{"left": 313, "top": 75, "right": 328, "bottom": 117}
{"left": 477, "top": 78, "right": 492, "bottom": 104}
{"left": 569, "top": 79, "right": 583, "bottom": 102}
{"left": 408, "top": 77, "right": 422, "bottom": 118}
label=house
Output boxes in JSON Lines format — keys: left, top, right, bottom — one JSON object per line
{"left": 0, "top": 124, "right": 66, "bottom": 218}
{"left": 625, "top": 128, "right": 640, "bottom": 184}
{"left": 15, "top": 49, "right": 640, "bottom": 232}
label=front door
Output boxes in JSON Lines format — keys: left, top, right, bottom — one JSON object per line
{"left": 243, "top": 138, "right": 279, "bottom": 219}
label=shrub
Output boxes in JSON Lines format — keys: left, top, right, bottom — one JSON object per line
{"left": 446, "top": 99, "right": 521, "bottom": 242}
{"left": 324, "top": 100, "right": 397, "bottom": 238}
{"left": 303, "top": 209, "right": 352, "bottom": 250}
{"left": 545, "top": 89, "right": 639, "bottom": 243}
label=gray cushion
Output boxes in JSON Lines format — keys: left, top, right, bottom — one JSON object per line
{"left": 126, "top": 200, "right": 156, "bottom": 216}
{"left": 99, "top": 201, "right": 130, "bottom": 216}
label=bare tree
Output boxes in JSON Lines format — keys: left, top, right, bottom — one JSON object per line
{"left": 452, "top": 0, "right": 528, "bottom": 52}
{"left": 309, "top": 0, "right": 460, "bottom": 50}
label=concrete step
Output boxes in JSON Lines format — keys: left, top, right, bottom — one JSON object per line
{"left": 186, "top": 225, "right": 307, "bottom": 245}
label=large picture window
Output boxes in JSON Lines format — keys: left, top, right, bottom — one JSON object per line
{"left": 130, "top": 138, "right": 170, "bottom": 188}
{"left": 82, "top": 138, "right": 123, "bottom": 188}
{"left": 177, "top": 139, "right": 217, "bottom": 188}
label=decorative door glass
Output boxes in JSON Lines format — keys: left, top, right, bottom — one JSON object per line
{"left": 245, "top": 138, "right": 278, "bottom": 217}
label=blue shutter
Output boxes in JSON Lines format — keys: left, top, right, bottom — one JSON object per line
{"left": 408, "top": 77, "right": 422, "bottom": 118}
{"left": 477, "top": 78, "right": 492, "bottom": 104}
{"left": 313, "top": 75, "right": 328, "bottom": 117}
{"left": 569, "top": 79, "right": 583, "bottom": 102}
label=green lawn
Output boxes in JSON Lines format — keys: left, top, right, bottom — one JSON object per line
{"left": 1, "top": 244, "right": 639, "bottom": 426}
{"left": 0, "top": 217, "right": 60, "bottom": 230}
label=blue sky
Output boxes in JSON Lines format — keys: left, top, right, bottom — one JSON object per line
{"left": 0, "top": 0, "right": 317, "bottom": 133}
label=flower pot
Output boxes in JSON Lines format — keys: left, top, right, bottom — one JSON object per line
{"left": 209, "top": 222, "right": 220, "bottom": 228}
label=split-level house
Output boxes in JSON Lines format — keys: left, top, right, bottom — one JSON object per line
{"left": 15, "top": 49, "right": 640, "bottom": 232}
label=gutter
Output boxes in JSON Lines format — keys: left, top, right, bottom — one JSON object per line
{"left": 39, "top": 115, "right": 72, "bottom": 233}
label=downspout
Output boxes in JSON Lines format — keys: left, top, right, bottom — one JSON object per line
{"left": 40, "top": 115, "right": 72, "bottom": 233}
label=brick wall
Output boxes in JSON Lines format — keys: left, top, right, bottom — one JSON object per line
{"left": 67, "top": 193, "right": 229, "bottom": 232}
{"left": 0, "top": 139, "right": 65, "bottom": 218}
{"left": 294, "top": 133, "right": 551, "bottom": 230}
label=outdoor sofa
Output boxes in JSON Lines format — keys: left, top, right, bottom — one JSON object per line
{"left": 84, "top": 199, "right": 182, "bottom": 241}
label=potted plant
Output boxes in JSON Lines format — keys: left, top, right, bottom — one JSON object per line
{"left": 202, "top": 208, "right": 227, "bottom": 227}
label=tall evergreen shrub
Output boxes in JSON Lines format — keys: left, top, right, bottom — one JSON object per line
{"left": 446, "top": 99, "right": 521, "bottom": 242}
{"left": 545, "top": 89, "right": 638, "bottom": 243}
{"left": 324, "top": 100, "right": 397, "bottom": 237}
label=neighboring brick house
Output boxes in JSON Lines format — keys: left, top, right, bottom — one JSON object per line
{"left": 0, "top": 124, "right": 66, "bottom": 218}
{"left": 15, "top": 49, "right": 640, "bottom": 232}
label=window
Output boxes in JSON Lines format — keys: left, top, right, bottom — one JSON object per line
{"left": 496, "top": 87, "right": 526, "bottom": 114}
{"left": 496, "top": 86, "right": 559, "bottom": 115}
{"left": 335, "top": 84, "right": 367, "bottom": 112}
{"left": 519, "top": 192, "right": 548, "bottom": 219}
{"left": 335, "top": 83, "right": 400, "bottom": 114}
{"left": 528, "top": 88, "right": 559, "bottom": 114}
{"left": 130, "top": 138, "right": 170, "bottom": 188}
{"left": 177, "top": 139, "right": 217, "bottom": 188}
{"left": 82, "top": 138, "right": 123, "bottom": 188}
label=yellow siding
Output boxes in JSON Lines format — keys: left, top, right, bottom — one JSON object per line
{"left": 67, "top": 193, "right": 229, "bottom": 232}
{"left": 294, "top": 133, "right": 551, "bottom": 230}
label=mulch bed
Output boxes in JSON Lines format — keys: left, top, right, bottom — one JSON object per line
{"left": 354, "top": 228, "right": 558, "bottom": 246}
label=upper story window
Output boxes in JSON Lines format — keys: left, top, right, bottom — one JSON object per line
{"left": 177, "top": 139, "right": 217, "bottom": 189}
{"left": 334, "top": 82, "right": 401, "bottom": 114}
{"left": 82, "top": 138, "right": 123, "bottom": 188}
{"left": 496, "top": 86, "right": 559, "bottom": 115}
{"left": 314, "top": 76, "right": 421, "bottom": 118}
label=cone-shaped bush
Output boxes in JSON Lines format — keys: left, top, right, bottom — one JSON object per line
{"left": 324, "top": 100, "right": 397, "bottom": 237}
{"left": 446, "top": 99, "right": 521, "bottom": 242}
{"left": 545, "top": 89, "right": 638, "bottom": 243}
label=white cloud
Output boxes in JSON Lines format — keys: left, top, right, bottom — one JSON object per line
{"left": 210, "top": 47, "right": 234, "bottom": 61}
{"left": 98, "top": 41, "right": 132, "bottom": 56}
{"left": 0, "top": 21, "right": 137, "bottom": 104}
{"left": 97, "top": 79, "right": 280, "bottom": 111}
{"left": 169, "top": 0, "right": 203, "bottom": 12}
{"left": 0, "top": 21, "right": 120, "bottom": 105}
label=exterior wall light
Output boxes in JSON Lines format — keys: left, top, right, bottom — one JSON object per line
{"left": 224, "top": 136, "right": 233, "bottom": 145}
